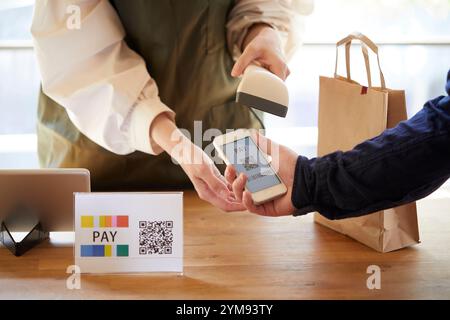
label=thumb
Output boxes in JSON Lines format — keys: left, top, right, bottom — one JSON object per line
{"left": 231, "top": 45, "right": 259, "bottom": 77}
{"left": 251, "top": 131, "right": 278, "bottom": 156}
{"left": 252, "top": 131, "right": 283, "bottom": 175}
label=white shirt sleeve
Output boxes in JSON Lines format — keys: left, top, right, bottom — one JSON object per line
{"left": 31, "top": 0, "right": 175, "bottom": 155}
{"left": 226, "top": 0, "right": 314, "bottom": 60}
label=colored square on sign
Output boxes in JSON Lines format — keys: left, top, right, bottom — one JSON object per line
{"left": 80, "top": 245, "right": 94, "bottom": 257}
{"left": 99, "top": 216, "right": 106, "bottom": 227}
{"left": 111, "top": 216, "right": 117, "bottom": 227}
{"left": 116, "top": 216, "right": 128, "bottom": 228}
{"left": 81, "top": 216, "right": 94, "bottom": 228}
{"left": 116, "top": 245, "right": 128, "bottom": 257}
{"left": 104, "top": 245, "right": 112, "bottom": 257}
{"left": 92, "top": 245, "right": 105, "bottom": 257}
{"left": 104, "top": 216, "right": 112, "bottom": 227}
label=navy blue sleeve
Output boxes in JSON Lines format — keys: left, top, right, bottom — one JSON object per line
{"left": 291, "top": 70, "right": 450, "bottom": 220}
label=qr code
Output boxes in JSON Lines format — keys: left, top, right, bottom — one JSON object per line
{"left": 139, "top": 221, "right": 173, "bottom": 255}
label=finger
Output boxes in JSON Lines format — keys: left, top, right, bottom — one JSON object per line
{"left": 267, "top": 57, "right": 289, "bottom": 80}
{"left": 231, "top": 44, "right": 259, "bottom": 77}
{"left": 224, "top": 165, "right": 237, "bottom": 185}
{"left": 203, "top": 167, "right": 232, "bottom": 198}
{"left": 263, "top": 200, "right": 279, "bottom": 217}
{"left": 242, "top": 191, "right": 268, "bottom": 216}
{"left": 196, "top": 179, "right": 246, "bottom": 212}
{"left": 242, "top": 191, "right": 279, "bottom": 216}
{"left": 219, "top": 195, "right": 247, "bottom": 212}
{"left": 213, "top": 165, "right": 231, "bottom": 188}
{"left": 227, "top": 193, "right": 240, "bottom": 202}
{"left": 232, "top": 173, "right": 247, "bottom": 202}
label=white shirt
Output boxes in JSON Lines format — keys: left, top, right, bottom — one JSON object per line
{"left": 31, "top": 0, "right": 313, "bottom": 155}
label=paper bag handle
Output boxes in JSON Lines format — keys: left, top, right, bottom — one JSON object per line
{"left": 334, "top": 32, "right": 386, "bottom": 89}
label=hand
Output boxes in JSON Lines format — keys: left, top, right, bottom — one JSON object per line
{"left": 231, "top": 23, "right": 290, "bottom": 80}
{"left": 225, "top": 132, "right": 297, "bottom": 216}
{"left": 151, "top": 114, "right": 245, "bottom": 212}
{"left": 178, "top": 141, "right": 246, "bottom": 212}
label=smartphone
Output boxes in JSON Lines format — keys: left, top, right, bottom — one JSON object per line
{"left": 213, "top": 129, "right": 287, "bottom": 205}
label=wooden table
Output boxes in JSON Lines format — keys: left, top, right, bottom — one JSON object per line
{"left": 1, "top": 190, "right": 450, "bottom": 299}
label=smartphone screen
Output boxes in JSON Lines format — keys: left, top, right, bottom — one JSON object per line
{"left": 223, "top": 136, "right": 280, "bottom": 193}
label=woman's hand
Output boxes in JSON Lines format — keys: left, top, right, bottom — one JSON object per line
{"left": 231, "top": 23, "right": 290, "bottom": 80}
{"left": 178, "top": 141, "right": 246, "bottom": 212}
{"left": 225, "top": 132, "right": 297, "bottom": 216}
{"left": 151, "top": 114, "right": 246, "bottom": 212}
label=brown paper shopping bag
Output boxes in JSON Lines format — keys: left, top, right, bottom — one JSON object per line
{"left": 315, "top": 32, "right": 420, "bottom": 252}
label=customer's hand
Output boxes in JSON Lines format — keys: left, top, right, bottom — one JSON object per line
{"left": 225, "top": 132, "right": 297, "bottom": 216}
{"left": 151, "top": 113, "right": 245, "bottom": 212}
{"left": 231, "top": 23, "right": 290, "bottom": 80}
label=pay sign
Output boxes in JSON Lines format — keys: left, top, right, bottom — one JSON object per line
{"left": 74, "top": 193, "right": 183, "bottom": 274}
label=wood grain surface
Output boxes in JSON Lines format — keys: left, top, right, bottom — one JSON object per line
{"left": 1, "top": 190, "right": 449, "bottom": 299}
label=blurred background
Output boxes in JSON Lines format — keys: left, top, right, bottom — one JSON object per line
{"left": 0, "top": 0, "right": 449, "bottom": 168}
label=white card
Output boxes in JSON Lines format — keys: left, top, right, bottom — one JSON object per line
{"left": 74, "top": 192, "right": 183, "bottom": 274}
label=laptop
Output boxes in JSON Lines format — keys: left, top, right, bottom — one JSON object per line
{"left": 0, "top": 169, "right": 90, "bottom": 232}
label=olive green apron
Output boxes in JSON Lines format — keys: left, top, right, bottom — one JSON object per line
{"left": 37, "top": 0, "right": 263, "bottom": 191}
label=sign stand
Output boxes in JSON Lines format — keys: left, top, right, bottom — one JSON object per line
{"left": 0, "top": 205, "right": 49, "bottom": 257}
